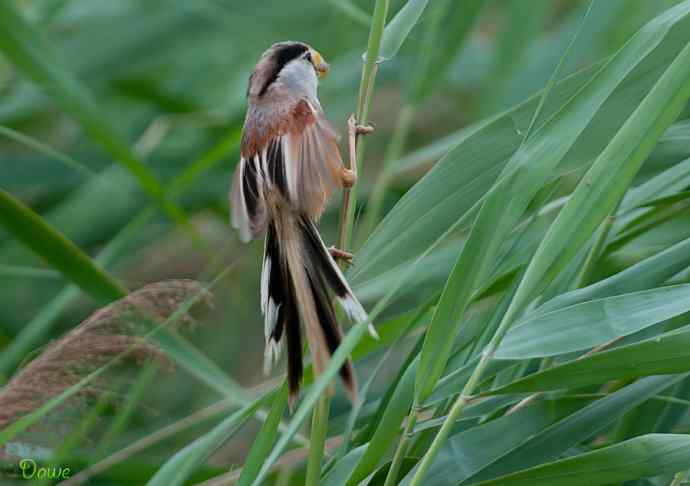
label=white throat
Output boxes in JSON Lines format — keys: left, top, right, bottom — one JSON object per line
{"left": 278, "top": 59, "right": 319, "bottom": 102}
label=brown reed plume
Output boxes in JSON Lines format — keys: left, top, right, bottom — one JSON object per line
{"left": 0, "top": 279, "right": 214, "bottom": 435}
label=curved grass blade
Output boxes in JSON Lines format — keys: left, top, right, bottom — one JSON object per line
{"left": 323, "top": 446, "right": 368, "bottom": 486}
{"left": 472, "top": 434, "right": 690, "bottom": 486}
{"left": 399, "top": 397, "right": 591, "bottom": 486}
{"left": 150, "top": 331, "right": 249, "bottom": 401}
{"left": 621, "top": 157, "right": 690, "bottom": 210}
{"left": 631, "top": 189, "right": 690, "bottom": 208}
{"left": 145, "top": 393, "right": 268, "bottom": 486}
{"left": 491, "top": 327, "right": 690, "bottom": 394}
{"left": 496, "top": 284, "right": 690, "bottom": 359}
{"left": 379, "top": 0, "right": 430, "bottom": 60}
{"left": 236, "top": 383, "right": 288, "bottom": 486}
{"left": 0, "top": 189, "right": 125, "bottom": 302}
{"left": 345, "top": 358, "right": 418, "bottom": 484}
{"left": 402, "top": 376, "right": 683, "bottom": 485}
{"left": 0, "top": 125, "right": 95, "bottom": 180}
{"left": 462, "top": 375, "right": 686, "bottom": 485}
{"left": 536, "top": 233, "right": 690, "bottom": 314}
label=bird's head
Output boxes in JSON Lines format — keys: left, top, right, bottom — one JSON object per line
{"left": 248, "top": 41, "right": 329, "bottom": 98}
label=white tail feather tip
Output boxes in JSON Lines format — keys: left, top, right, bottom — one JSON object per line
{"left": 263, "top": 339, "right": 282, "bottom": 376}
{"left": 338, "top": 294, "right": 378, "bottom": 339}
{"left": 339, "top": 294, "right": 367, "bottom": 322}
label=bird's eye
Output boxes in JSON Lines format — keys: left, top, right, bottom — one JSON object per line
{"left": 304, "top": 52, "right": 313, "bottom": 64}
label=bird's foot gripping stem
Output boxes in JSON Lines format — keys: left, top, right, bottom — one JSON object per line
{"left": 328, "top": 245, "right": 354, "bottom": 265}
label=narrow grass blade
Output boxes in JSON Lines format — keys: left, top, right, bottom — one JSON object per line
{"left": 150, "top": 332, "right": 250, "bottom": 402}
{"left": 472, "top": 434, "right": 690, "bottom": 486}
{"left": 402, "top": 376, "right": 683, "bottom": 485}
{"left": 345, "top": 358, "right": 418, "bottom": 484}
{"left": 462, "top": 375, "right": 686, "bottom": 484}
{"left": 0, "top": 265, "right": 59, "bottom": 279}
{"left": 412, "top": 396, "right": 525, "bottom": 434}
{"left": 492, "top": 327, "right": 690, "bottom": 393}
{"left": 399, "top": 398, "right": 589, "bottom": 485}
{"left": 145, "top": 394, "right": 267, "bottom": 486}
{"left": 379, "top": 0, "right": 430, "bottom": 60}
{"left": 536, "top": 234, "right": 690, "bottom": 314}
{"left": 497, "top": 284, "right": 690, "bottom": 359}
{"left": 0, "top": 125, "right": 95, "bottom": 180}
{"left": 251, "top": 316, "right": 374, "bottom": 486}
{"left": 0, "top": 189, "right": 125, "bottom": 302}
{"left": 96, "top": 363, "right": 159, "bottom": 457}
{"left": 323, "top": 446, "right": 368, "bottom": 486}
{"left": 621, "top": 157, "right": 690, "bottom": 210}
{"left": 331, "top": 338, "right": 398, "bottom": 465}
{"left": 236, "top": 383, "right": 288, "bottom": 486}
{"left": 631, "top": 189, "right": 690, "bottom": 208}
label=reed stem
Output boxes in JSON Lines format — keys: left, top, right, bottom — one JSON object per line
{"left": 309, "top": 1, "right": 390, "bottom": 483}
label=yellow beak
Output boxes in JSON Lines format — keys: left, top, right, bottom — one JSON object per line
{"left": 311, "top": 50, "right": 329, "bottom": 78}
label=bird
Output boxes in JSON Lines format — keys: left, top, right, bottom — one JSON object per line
{"left": 229, "top": 41, "right": 376, "bottom": 406}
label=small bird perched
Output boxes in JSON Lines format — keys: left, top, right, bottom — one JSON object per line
{"left": 230, "top": 41, "right": 375, "bottom": 405}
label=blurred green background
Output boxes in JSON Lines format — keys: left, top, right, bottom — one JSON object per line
{"left": 0, "top": 0, "right": 688, "bottom": 483}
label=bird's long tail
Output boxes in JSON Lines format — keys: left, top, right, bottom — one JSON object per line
{"left": 261, "top": 212, "right": 372, "bottom": 406}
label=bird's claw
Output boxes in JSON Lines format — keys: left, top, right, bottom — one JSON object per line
{"left": 328, "top": 246, "right": 354, "bottom": 264}
{"left": 341, "top": 168, "right": 357, "bottom": 188}
{"left": 347, "top": 114, "right": 375, "bottom": 136}
{"left": 356, "top": 123, "right": 374, "bottom": 135}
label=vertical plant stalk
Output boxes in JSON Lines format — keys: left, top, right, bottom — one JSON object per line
{"left": 337, "top": 0, "right": 390, "bottom": 253}
{"left": 413, "top": 249, "right": 555, "bottom": 483}
{"left": 307, "top": 2, "right": 390, "bottom": 484}
{"left": 671, "top": 471, "right": 689, "bottom": 486}
{"left": 409, "top": 341, "right": 494, "bottom": 486}
{"left": 360, "top": 0, "right": 457, "bottom": 241}
{"left": 383, "top": 409, "right": 418, "bottom": 486}
{"left": 305, "top": 394, "right": 330, "bottom": 486}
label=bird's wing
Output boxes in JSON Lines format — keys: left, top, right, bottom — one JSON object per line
{"left": 230, "top": 98, "right": 344, "bottom": 241}
{"left": 230, "top": 150, "right": 267, "bottom": 243}
{"left": 281, "top": 98, "right": 344, "bottom": 219}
